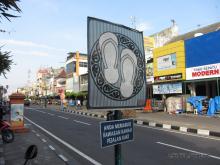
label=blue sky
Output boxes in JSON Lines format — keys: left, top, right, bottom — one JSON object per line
{"left": 0, "top": 0, "right": 219, "bottom": 93}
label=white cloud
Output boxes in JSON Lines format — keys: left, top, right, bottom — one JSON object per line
{"left": 0, "top": 39, "right": 65, "bottom": 52}
{"left": 13, "top": 50, "right": 49, "bottom": 57}
{"left": 136, "top": 22, "right": 152, "bottom": 32}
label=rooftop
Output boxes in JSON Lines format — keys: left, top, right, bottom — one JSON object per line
{"left": 166, "top": 22, "right": 220, "bottom": 44}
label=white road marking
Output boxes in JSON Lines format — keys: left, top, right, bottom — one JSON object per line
{"left": 42, "top": 139, "right": 47, "bottom": 143}
{"left": 136, "top": 124, "right": 220, "bottom": 141}
{"left": 47, "top": 113, "right": 55, "bottom": 116}
{"left": 25, "top": 117, "right": 102, "bottom": 165}
{"left": 36, "top": 133, "right": 40, "bottom": 137}
{"left": 156, "top": 141, "right": 220, "bottom": 160}
{"left": 73, "top": 120, "right": 91, "bottom": 126}
{"left": 57, "top": 116, "right": 68, "bottom": 120}
{"left": 35, "top": 110, "right": 46, "bottom": 114}
{"left": 49, "top": 145, "right": 55, "bottom": 151}
{"left": 58, "top": 154, "right": 68, "bottom": 162}
{"left": 32, "top": 130, "right": 36, "bottom": 133}
{"left": 25, "top": 107, "right": 35, "bottom": 110}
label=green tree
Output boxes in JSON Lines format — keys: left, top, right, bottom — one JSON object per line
{"left": 0, "top": 0, "right": 21, "bottom": 21}
{"left": 0, "top": 0, "right": 21, "bottom": 77}
{"left": 0, "top": 49, "right": 12, "bottom": 78}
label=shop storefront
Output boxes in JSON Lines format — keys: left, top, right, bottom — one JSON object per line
{"left": 185, "top": 30, "right": 220, "bottom": 98}
{"left": 150, "top": 41, "right": 186, "bottom": 112}
{"left": 153, "top": 40, "right": 186, "bottom": 98}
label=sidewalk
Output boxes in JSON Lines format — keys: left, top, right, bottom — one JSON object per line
{"left": 42, "top": 104, "right": 220, "bottom": 137}
{"left": 3, "top": 125, "right": 65, "bottom": 165}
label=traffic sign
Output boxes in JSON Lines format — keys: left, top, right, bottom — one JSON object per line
{"left": 100, "top": 119, "right": 134, "bottom": 148}
{"left": 87, "top": 17, "right": 146, "bottom": 109}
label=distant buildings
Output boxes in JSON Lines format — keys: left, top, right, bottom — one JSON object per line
{"left": 35, "top": 67, "right": 66, "bottom": 97}
{"left": 65, "top": 51, "right": 88, "bottom": 93}
{"left": 17, "top": 21, "right": 220, "bottom": 101}
{"left": 150, "top": 22, "right": 220, "bottom": 100}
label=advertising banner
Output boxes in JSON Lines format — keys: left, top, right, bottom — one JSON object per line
{"left": 11, "top": 104, "right": 24, "bottom": 127}
{"left": 186, "top": 63, "right": 220, "bottom": 80}
{"left": 153, "top": 82, "right": 182, "bottom": 94}
{"left": 87, "top": 17, "right": 146, "bottom": 109}
{"left": 157, "top": 53, "right": 176, "bottom": 71}
{"left": 146, "top": 63, "right": 154, "bottom": 83}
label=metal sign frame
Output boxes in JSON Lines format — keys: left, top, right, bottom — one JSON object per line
{"left": 87, "top": 17, "right": 146, "bottom": 109}
{"left": 100, "top": 119, "right": 134, "bottom": 148}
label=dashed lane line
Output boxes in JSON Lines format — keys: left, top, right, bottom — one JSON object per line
{"left": 25, "top": 116, "right": 102, "bottom": 165}
{"left": 137, "top": 124, "right": 220, "bottom": 141}
{"left": 156, "top": 141, "right": 220, "bottom": 160}
{"left": 58, "top": 154, "right": 68, "bottom": 162}
{"left": 73, "top": 120, "right": 91, "bottom": 126}
{"left": 57, "top": 116, "right": 69, "bottom": 120}
{"left": 47, "top": 113, "right": 55, "bottom": 116}
{"left": 49, "top": 145, "right": 56, "bottom": 151}
{"left": 35, "top": 109, "right": 46, "bottom": 114}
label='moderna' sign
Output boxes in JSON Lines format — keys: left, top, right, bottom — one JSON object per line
{"left": 186, "top": 63, "right": 220, "bottom": 80}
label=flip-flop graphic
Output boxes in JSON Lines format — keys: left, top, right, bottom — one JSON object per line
{"left": 120, "top": 48, "right": 137, "bottom": 98}
{"left": 99, "top": 32, "right": 119, "bottom": 84}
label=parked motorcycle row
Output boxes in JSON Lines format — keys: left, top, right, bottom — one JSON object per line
{"left": 0, "top": 103, "right": 14, "bottom": 143}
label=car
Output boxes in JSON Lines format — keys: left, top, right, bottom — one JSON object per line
{"left": 24, "top": 99, "right": 30, "bottom": 106}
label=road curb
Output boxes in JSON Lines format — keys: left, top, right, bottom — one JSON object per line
{"left": 133, "top": 120, "right": 220, "bottom": 138}
{"left": 52, "top": 108, "right": 220, "bottom": 139}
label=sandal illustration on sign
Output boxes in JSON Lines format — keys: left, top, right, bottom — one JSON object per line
{"left": 120, "top": 48, "right": 137, "bottom": 97}
{"left": 99, "top": 32, "right": 119, "bottom": 84}
{"left": 99, "top": 32, "right": 138, "bottom": 98}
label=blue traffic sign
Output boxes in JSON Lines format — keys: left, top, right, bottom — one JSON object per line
{"left": 100, "top": 119, "right": 134, "bottom": 148}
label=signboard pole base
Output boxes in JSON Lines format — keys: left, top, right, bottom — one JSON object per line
{"left": 114, "top": 110, "right": 122, "bottom": 165}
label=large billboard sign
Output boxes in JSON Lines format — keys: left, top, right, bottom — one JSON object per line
{"left": 186, "top": 63, "right": 220, "bottom": 80}
{"left": 87, "top": 17, "right": 146, "bottom": 109}
{"left": 153, "top": 82, "right": 182, "bottom": 94}
{"left": 157, "top": 53, "right": 176, "bottom": 71}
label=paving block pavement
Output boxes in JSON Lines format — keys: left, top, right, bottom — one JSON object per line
{"left": 3, "top": 126, "right": 66, "bottom": 165}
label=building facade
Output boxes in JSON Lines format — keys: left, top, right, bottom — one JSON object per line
{"left": 145, "top": 21, "right": 179, "bottom": 99}
{"left": 153, "top": 41, "right": 186, "bottom": 98}
{"left": 185, "top": 30, "right": 220, "bottom": 98}
{"left": 65, "top": 51, "right": 88, "bottom": 92}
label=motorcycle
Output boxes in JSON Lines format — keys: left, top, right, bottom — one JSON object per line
{"left": 0, "top": 120, "right": 14, "bottom": 143}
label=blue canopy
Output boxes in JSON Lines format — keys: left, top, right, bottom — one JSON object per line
{"left": 207, "top": 98, "right": 215, "bottom": 116}
{"left": 187, "top": 96, "right": 206, "bottom": 114}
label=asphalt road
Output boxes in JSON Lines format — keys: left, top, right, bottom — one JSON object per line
{"left": 24, "top": 107, "right": 220, "bottom": 165}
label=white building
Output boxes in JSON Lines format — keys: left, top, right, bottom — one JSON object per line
{"left": 65, "top": 51, "right": 88, "bottom": 92}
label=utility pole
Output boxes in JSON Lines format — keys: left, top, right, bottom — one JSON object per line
{"left": 130, "top": 16, "right": 136, "bottom": 29}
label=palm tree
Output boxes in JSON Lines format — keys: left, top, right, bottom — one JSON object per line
{"left": 0, "top": 0, "right": 21, "bottom": 21}
{"left": 0, "top": 0, "right": 21, "bottom": 77}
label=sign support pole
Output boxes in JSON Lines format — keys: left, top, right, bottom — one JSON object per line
{"left": 114, "top": 110, "right": 122, "bottom": 165}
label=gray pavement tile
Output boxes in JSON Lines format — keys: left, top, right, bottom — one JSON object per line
{"left": 3, "top": 130, "right": 65, "bottom": 165}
